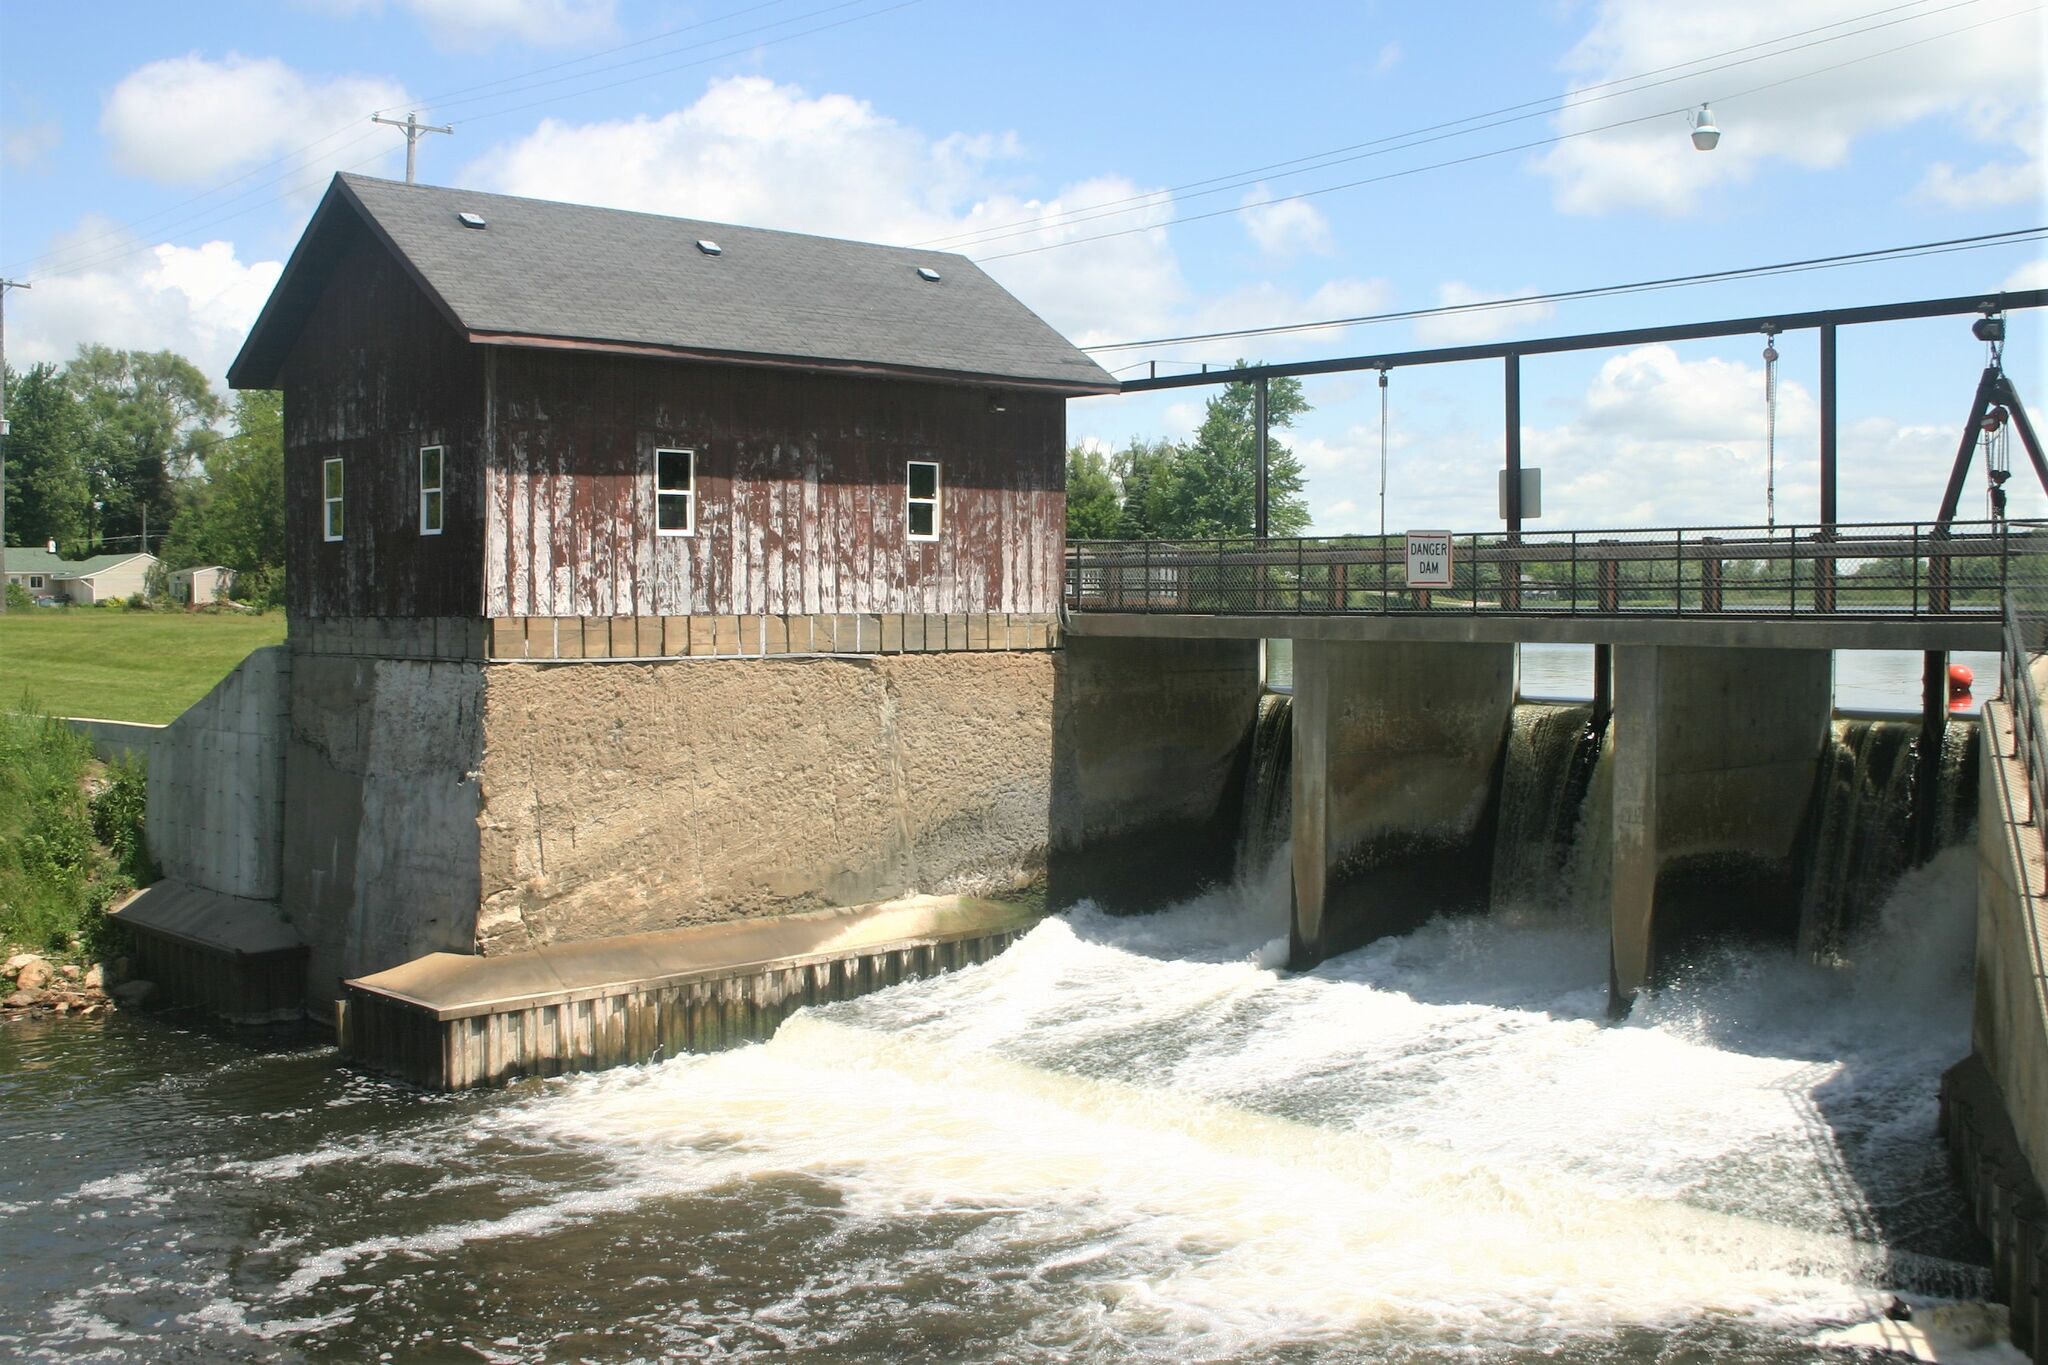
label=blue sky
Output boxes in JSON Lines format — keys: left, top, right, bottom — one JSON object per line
{"left": 2, "top": 0, "right": 2043, "bottom": 532}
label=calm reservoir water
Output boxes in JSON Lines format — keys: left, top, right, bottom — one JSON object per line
{"left": 0, "top": 847, "right": 1998, "bottom": 1361}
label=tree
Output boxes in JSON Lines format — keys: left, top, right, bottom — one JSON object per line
{"left": 1064, "top": 445, "right": 1123, "bottom": 540}
{"left": 1166, "top": 363, "right": 1311, "bottom": 537}
{"left": 65, "top": 346, "right": 224, "bottom": 553}
{"left": 158, "top": 390, "right": 284, "bottom": 577}
{"left": 1113, "top": 437, "right": 1183, "bottom": 540}
{"left": 1, "top": 364, "right": 92, "bottom": 549}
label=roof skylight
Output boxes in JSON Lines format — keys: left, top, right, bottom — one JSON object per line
{"left": 457, "top": 212, "right": 487, "bottom": 229}
{"left": 916, "top": 266, "right": 942, "bottom": 282}
{"left": 697, "top": 239, "right": 723, "bottom": 256}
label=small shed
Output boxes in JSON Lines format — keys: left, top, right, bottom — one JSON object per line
{"left": 169, "top": 565, "right": 236, "bottom": 605}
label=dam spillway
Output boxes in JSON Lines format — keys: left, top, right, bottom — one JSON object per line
{"left": 0, "top": 801, "right": 1995, "bottom": 1359}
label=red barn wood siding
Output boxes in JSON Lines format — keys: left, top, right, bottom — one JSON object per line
{"left": 482, "top": 350, "right": 1067, "bottom": 620}
{"left": 280, "top": 226, "right": 486, "bottom": 619}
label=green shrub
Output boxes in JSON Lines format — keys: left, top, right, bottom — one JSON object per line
{"left": 91, "top": 755, "right": 156, "bottom": 885}
{"left": 4, "top": 582, "right": 31, "bottom": 613}
{"left": 0, "top": 706, "right": 152, "bottom": 958}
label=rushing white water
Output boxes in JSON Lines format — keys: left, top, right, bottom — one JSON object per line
{"left": 274, "top": 843, "right": 1972, "bottom": 1361}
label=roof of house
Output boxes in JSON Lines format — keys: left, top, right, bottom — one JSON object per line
{"left": 229, "top": 174, "right": 1117, "bottom": 395}
{"left": 3, "top": 549, "right": 154, "bottom": 579}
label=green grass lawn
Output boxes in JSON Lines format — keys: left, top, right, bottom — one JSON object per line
{"left": 1, "top": 609, "right": 287, "bottom": 724}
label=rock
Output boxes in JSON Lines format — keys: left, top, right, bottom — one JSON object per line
{"left": 110, "top": 980, "right": 156, "bottom": 1008}
{"left": 4, "top": 989, "right": 45, "bottom": 1009}
{"left": 59, "top": 964, "right": 81, "bottom": 981}
{"left": 82, "top": 964, "right": 103, "bottom": 992}
{"left": 52, "top": 999, "right": 70, "bottom": 1015}
{"left": 13, "top": 959, "right": 52, "bottom": 992}
{"left": 3, "top": 952, "right": 41, "bottom": 979}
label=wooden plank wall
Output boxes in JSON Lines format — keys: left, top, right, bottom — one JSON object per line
{"left": 280, "top": 227, "right": 486, "bottom": 619}
{"left": 483, "top": 350, "right": 1067, "bottom": 620}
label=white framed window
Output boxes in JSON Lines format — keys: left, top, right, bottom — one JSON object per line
{"left": 907, "top": 460, "right": 940, "bottom": 541}
{"left": 655, "top": 448, "right": 695, "bottom": 536}
{"left": 419, "top": 445, "right": 444, "bottom": 536}
{"left": 323, "top": 458, "right": 345, "bottom": 542}
{"left": 28, "top": 576, "right": 45, "bottom": 590}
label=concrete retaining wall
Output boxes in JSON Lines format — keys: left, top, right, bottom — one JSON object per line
{"left": 1290, "top": 640, "right": 1515, "bottom": 964}
{"left": 63, "top": 717, "right": 162, "bottom": 764}
{"left": 476, "top": 652, "right": 1054, "bottom": 952}
{"left": 1974, "top": 701, "right": 2048, "bottom": 1187}
{"left": 1048, "top": 635, "right": 1260, "bottom": 910}
{"left": 281, "top": 654, "right": 485, "bottom": 1005}
{"left": 145, "top": 646, "right": 290, "bottom": 900}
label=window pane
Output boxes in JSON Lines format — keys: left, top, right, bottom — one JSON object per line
{"left": 657, "top": 491, "right": 690, "bottom": 532}
{"left": 423, "top": 490, "right": 443, "bottom": 532}
{"left": 325, "top": 460, "right": 344, "bottom": 498}
{"left": 908, "top": 462, "right": 938, "bottom": 499}
{"left": 908, "top": 501, "right": 935, "bottom": 538}
{"left": 657, "top": 449, "right": 690, "bottom": 492}
{"left": 326, "top": 503, "right": 344, "bottom": 538}
{"left": 421, "top": 447, "right": 442, "bottom": 488}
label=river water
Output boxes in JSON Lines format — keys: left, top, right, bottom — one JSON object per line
{"left": 0, "top": 842, "right": 2001, "bottom": 1362}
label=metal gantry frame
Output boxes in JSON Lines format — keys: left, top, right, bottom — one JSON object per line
{"left": 1109, "top": 287, "right": 2048, "bottom": 542}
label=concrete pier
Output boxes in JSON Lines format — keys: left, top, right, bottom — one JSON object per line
{"left": 1289, "top": 640, "right": 1514, "bottom": 966}
{"left": 1608, "top": 645, "right": 1833, "bottom": 1010}
{"left": 1050, "top": 635, "right": 1260, "bottom": 910}
{"left": 340, "top": 895, "right": 1038, "bottom": 1089}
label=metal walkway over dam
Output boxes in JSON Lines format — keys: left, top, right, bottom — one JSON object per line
{"left": 1064, "top": 519, "right": 2039, "bottom": 652}
{"left": 1052, "top": 288, "right": 2048, "bottom": 1028}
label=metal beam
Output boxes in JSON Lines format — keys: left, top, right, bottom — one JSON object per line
{"left": 1110, "top": 289, "right": 2048, "bottom": 394}
{"left": 1819, "top": 324, "right": 1838, "bottom": 528}
{"left": 1504, "top": 354, "right": 1522, "bottom": 537}
{"left": 1254, "top": 376, "right": 1270, "bottom": 540}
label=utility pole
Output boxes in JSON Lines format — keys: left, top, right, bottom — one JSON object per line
{"left": 371, "top": 112, "right": 452, "bottom": 184}
{"left": 0, "top": 277, "right": 30, "bottom": 617}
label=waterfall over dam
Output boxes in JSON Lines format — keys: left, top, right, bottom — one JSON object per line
{"left": 1, "top": 714, "right": 1993, "bottom": 1360}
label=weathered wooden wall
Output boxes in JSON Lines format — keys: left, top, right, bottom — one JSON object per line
{"left": 281, "top": 225, "right": 486, "bottom": 619}
{"left": 482, "top": 349, "right": 1067, "bottom": 619}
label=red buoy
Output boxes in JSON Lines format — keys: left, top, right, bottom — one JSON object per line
{"left": 1949, "top": 663, "right": 1974, "bottom": 696}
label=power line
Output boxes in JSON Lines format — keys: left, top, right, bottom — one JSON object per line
{"left": 973, "top": 4, "right": 2040, "bottom": 265}
{"left": 916, "top": 0, "right": 1980, "bottom": 252}
{"left": 5, "top": 0, "right": 922, "bottom": 283}
{"left": 1082, "top": 228, "right": 2046, "bottom": 355}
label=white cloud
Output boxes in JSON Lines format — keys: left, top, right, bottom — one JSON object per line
{"left": 3, "top": 121, "right": 59, "bottom": 172}
{"left": 2004, "top": 258, "right": 2048, "bottom": 291}
{"left": 7, "top": 218, "right": 282, "bottom": 388}
{"left": 1915, "top": 158, "right": 2047, "bottom": 209}
{"left": 1537, "top": 0, "right": 2046, "bottom": 215}
{"left": 101, "top": 54, "right": 408, "bottom": 185}
{"left": 1240, "top": 184, "right": 1335, "bottom": 258}
{"left": 1373, "top": 42, "right": 1402, "bottom": 77}
{"left": 464, "top": 75, "right": 1388, "bottom": 362}
{"left": 1413, "top": 282, "right": 1558, "bottom": 344}
{"left": 302, "top": 0, "right": 616, "bottom": 49}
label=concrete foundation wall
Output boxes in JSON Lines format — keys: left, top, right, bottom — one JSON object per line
{"left": 1291, "top": 640, "right": 1514, "bottom": 963}
{"left": 281, "top": 653, "right": 485, "bottom": 1003}
{"left": 476, "top": 652, "right": 1053, "bottom": 951}
{"left": 1610, "top": 645, "right": 1832, "bottom": 1004}
{"left": 1048, "top": 635, "right": 1260, "bottom": 909}
{"left": 1975, "top": 701, "right": 2048, "bottom": 1187}
{"left": 146, "top": 646, "right": 290, "bottom": 900}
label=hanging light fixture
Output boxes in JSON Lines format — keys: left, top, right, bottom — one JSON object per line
{"left": 1691, "top": 103, "right": 1720, "bottom": 151}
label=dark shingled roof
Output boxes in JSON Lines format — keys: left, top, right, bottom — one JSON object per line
{"left": 230, "top": 174, "right": 1115, "bottom": 394}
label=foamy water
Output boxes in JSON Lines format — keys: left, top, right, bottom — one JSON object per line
{"left": 0, "top": 849, "right": 1999, "bottom": 1361}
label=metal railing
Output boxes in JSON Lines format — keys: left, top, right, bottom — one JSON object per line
{"left": 2004, "top": 591, "right": 2048, "bottom": 835}
{"left": 1067, "top": 520, "right": 2045, "bottom": 619}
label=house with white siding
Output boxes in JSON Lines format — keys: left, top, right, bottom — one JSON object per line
{"left": 3, "top": 548, "right": 158, "bottom": 604}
